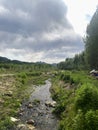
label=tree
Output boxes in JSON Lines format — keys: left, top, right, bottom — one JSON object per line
{"left": 85, "top": 8, "right": 98, "bottom": 69}
{"left": 57, "top": 52, "right": 86, "bottom": 70}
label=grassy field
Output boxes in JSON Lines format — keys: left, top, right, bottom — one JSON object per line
{"left": 1, "top": 68, "right": 98, "bottom": 130}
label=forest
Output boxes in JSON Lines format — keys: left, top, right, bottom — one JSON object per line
{"left": 0, "top": 6, "right": 98, "bottom": 130}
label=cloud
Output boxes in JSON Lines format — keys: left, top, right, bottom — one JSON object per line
{"left": 0, "top": 0, "right": 84, "bottom": 63}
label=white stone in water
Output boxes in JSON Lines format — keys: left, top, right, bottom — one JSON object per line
{"left": 17, "top": 124, "right": 26, "bottom": 129}
{"left": 20, "top": 108, "right": 24, "bottom": 112}
{"left": 10, "top": 117, "right": 20, "bottom": 122}
{"left": 28, "top": 103, "right": 33, "bottom": 108}
{"left": 19, "top": 112, "right": 24, "bottom": 116}
{"left": 26, "top": 119, "right": 35, "bottom": 125}
{"left": 27, "top": 124, "right": 35, "bottom": 130}
{"left": 51, "top": 101, "right": 57, "bottom": 107}
{"left": 45, "top": 101, "right": 56, "bottom": 107}
{"left": 17, "top": 123, "right": 35, "bottom": 130}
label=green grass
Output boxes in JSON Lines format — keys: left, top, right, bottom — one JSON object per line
{"left": 51, "top": 70, "right": 98, "bottom": 130}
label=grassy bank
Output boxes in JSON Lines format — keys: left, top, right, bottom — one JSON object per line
{"left": 0, "top": 70, "right": 50, "bottom": 130}
{"left": 51, "top": 71, "right": 98, "bottom": 130}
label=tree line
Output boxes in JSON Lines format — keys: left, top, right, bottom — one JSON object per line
{"left": 58, "top": 7, "right": 98, "bottom": 70}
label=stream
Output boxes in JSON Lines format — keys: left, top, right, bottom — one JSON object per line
{"left": 17, "top": 80, "right": 58, "bottom": 130}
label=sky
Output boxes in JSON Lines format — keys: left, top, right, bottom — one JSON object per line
{"left": 0, "top": 0, "right": 97, "bottom": 63}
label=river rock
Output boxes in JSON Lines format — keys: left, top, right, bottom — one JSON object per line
{"left": 28, "top": 103, "right": 33, "bottom": 108}
{"left": 19, "top": 112, "right": 24, "bottom": 116}
{"left": 17, "top": 124, "right": 35, "bottom": 130}
{"left": 45, "top": 101, "right": 56, "bottom": 107}
{"left": 27, "top": 125, "right": 35, "bottom": 130}
{"left": 26, "top": 119, "right": 35, "bottom": 125}
{"left": 20, "top": 108, "right": 24, "bottom": 112}
{"left": 10, "top": 117, "right": 20, "bottom": 122}
{"left": 17, "top": 124, "right": 26, "bottom": 129}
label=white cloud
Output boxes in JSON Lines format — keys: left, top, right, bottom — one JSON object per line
{"left": 0, "top": 0, "right": 84, "bottom": 63}
{"left": 0, "top": 6, "right": 9, "bottom": 14}
{"left": 64, "top": 0, "right": 98, "bottom": 36}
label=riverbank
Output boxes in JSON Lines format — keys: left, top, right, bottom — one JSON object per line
{"left": 0, "top": 71, "right": 53, "bottom": 130}
{"left": 51, "top": 71, "right": 98, "bottom": 130}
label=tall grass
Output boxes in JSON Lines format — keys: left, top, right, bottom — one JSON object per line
{"left": 51, "top": 70, "right": 98, "bottom": 130}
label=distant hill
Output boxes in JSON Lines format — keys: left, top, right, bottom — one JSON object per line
{"left": 0, "top": 56, "right": 56, "bottom": 66}
{"left": 0, "top": 56, "right": 11, "bottom": 62}
{"left": 0, "top": 56, "right": 28, "bottom": 64}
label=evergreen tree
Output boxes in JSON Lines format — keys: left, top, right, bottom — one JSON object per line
{"left": 85, "top": 8, "right": 98, "bottom": 69}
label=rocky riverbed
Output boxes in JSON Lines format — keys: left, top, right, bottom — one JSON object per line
{"left": 15, "top": 80, "right": 58, "bottom": 130}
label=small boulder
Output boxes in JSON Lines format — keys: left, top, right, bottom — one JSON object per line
{"left": 45, "top": 101, "right": 56, "bottom": 107}
{"left": 17, "top": 124, "right": 26, "bottom": 129}
{"left": 27, "top": 103, "right": 33, "bottom": 108}
{"left": 20, "top": 108, "right": 24, "bottom": 112}
{"left": 10, "top": 117, "right": 20, "bottom": 122}
{"left": 26, "top": 119, "right": 35, "bottom": 125}
{"left": 19, "top": 112, "right": 24, "bottom": 116}
{"left": 17, "top": 124, "right": 35, "bottom": 130}
{"left": 27, "top": 125, "right": 35, "bottom": 130}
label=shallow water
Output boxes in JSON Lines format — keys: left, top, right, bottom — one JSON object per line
{"left": 19, "top": 80, "right": 58, "bottom": 130}
{"left": 30, "top": 80, "right": 53, "bottom": 102}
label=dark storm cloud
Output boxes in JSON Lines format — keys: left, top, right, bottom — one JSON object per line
{"left": 0, "top": 0, "right": 84, "bottom": 63}
{"left": 0, "top": 0, "right": 72, "bottom": 34}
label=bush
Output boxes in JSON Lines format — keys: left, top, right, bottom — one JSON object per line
{"left": 85, "top": 110, "right": 98, "bottom": 130}
{"left": 52, "top": 71, "right": 98, "bottom": 130}
{"left": 18, "top": 72, "right": 27, "bottom": 78}
{"left": 72, "top": 110, "right": 86, "bottom": 130}
{"left": 72, "top": 110, "right": 98, "bottom": 130}
{"left": 0, "top": 117, "right": 14, "bottom": 130}
{"left": 75, "top": 83, "right": 98, "bottom": 113}
{"left": 53, "top": 101, "right": 66, "bottom": 116}
{"left": 60, "top": 73, "right": 75, "bottom": 84}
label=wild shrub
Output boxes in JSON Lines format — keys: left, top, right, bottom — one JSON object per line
{"left": 0, "top": 117, "right": 14, "bottom": 130}
{"left": 75, "top": 83, "right": 98, "bottom": 113}
{"left": 72, "top": 110, "right": 98, "bottom": 130}
{"left": 53, "top": 98, "right": 66, "bottom": 116}
{"left": 17, "top": 72, "right": 27, "bottom": 84}
{"left": 60, "top": 73, "right": 75, "bottom": 84}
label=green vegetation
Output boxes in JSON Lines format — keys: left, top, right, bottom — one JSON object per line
{"left": 53, "top": 7, "right": 98, "bottom": 130}
{"left": 0, "top": 117, "right": 14, "bottom": 130}
{"left": 57, "top": 52, "right": 87, "bottom": 70}
{"left": 51, "top": 71, "right": 98, "bottom": 130}
{"left": 75, "top": 83, "right": 98, "bottom": 112}
{"left": 0, "top": 62, "right": 54, "bottom": 129}
{"left": 85, "top": 8, "right": 98, "bottom": 69}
